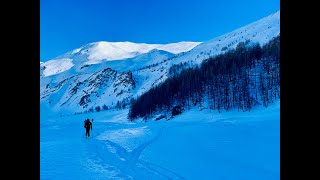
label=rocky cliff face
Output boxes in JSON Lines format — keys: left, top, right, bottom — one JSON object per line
{"left": 40, "top": 67, "right": 136, "bottom": 112}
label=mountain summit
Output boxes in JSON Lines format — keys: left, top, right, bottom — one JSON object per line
{"left": 40, "top": 41, "right": 201, "bottom": 77}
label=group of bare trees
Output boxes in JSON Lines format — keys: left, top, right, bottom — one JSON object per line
{"left": 128, "top": 35, "right": 280, "bottom": 121}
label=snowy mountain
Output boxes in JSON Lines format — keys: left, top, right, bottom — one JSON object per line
{"left": 40, "top": 41, "right": 200, "bottom": 77}
{"left": 166, "top": 11, "right": 280, "bottom": 67}
{"left": 40, "top": 10, "right": 280, "bottom": 114}
{"left": 40, "top": 49, "right": 176, "bottom": 114}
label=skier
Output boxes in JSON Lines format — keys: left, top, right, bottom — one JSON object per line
{"left": 84, "top": 118, "right": 92, "bottom": 138}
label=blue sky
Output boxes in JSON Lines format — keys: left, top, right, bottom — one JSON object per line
{"left": 40, "top": 0, "right": 279, "bottom": 62}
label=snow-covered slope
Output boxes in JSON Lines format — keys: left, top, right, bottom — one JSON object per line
{"left": 40, "top": 49, "right": 176, "bottom": 114}
{"left": 86, "top": 49, "right": 175, "bottom": 72}
{"left": 41, "top": 99, "right": 279, "bottom": 179}
{"left": 131, "top": 10, "right": 280, "bottom": 98}
{"left": 40, "top": 58, "right": 74, "bottom": 77}
{"left": 40, "top": 41, "right": 200, "bottom": 77}
{"left": 85, "top": 41, "right": 200, "bottom": 63}
{"left": 41, "top": 69, "right": 135, "bottom": 113}
{"left": 166, "top": 11, "right": 280, "bottom": 67}
{"left": 40, "top": 10, "right": 280, "bottom": 114}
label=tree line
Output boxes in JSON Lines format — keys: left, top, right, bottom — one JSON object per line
{"left": 128, "top": 35, "right": 280, "bottom": 121}
{"left": 74, "top": 97, "right": 132, "bottom": 115}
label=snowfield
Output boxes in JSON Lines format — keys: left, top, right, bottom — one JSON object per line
{"left": 40, "top": 100, "right": 279, "bottom": 179}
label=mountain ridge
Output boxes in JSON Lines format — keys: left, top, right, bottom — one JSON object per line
{"left": 40, "top": 10, "right": 280, "bottom": 115}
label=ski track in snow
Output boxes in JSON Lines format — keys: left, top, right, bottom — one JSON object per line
{"left": 40, "top": 111, "right": 184, "bottom": 179}
{"left": 83, "top": 124, "right": 185, "bottom": 179}
{"left": 41, "top": 101, "right": 279, "bottom": 180}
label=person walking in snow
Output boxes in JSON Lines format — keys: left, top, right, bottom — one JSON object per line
{"left": 84, "top": 118, "right": 92, "bottom": 137}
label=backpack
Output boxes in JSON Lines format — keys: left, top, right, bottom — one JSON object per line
{"left": 85, "top": 119, "right": 91, "bottom": 128}
{"left": 84, "top": 119, "right": 88, "bottom": 128}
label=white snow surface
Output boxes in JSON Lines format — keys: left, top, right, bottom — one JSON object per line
{"left": 167, "top": 11, "right": 280, "bottom": 66}
{"left": 40, "top": 58, "right": 74, "bottom": 77}
{"left": 42, "top": 41, "right": 201, "bottom": 72}
{"left": 40, "top": 99, "right": 279, "bottom": 179}
{"left": 86, "top": 41, "right": 201, "bottom": 64}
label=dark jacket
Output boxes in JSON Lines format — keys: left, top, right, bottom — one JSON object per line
{"left": 84, "top": 120, "right": 92, "bottom": 130}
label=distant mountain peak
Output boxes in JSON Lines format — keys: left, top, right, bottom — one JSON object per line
{"left": 40, "top": 41, "right": 201, "bottom": 77}
{"left": 83, "top": 41, "right": 201, "bottom": 63}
